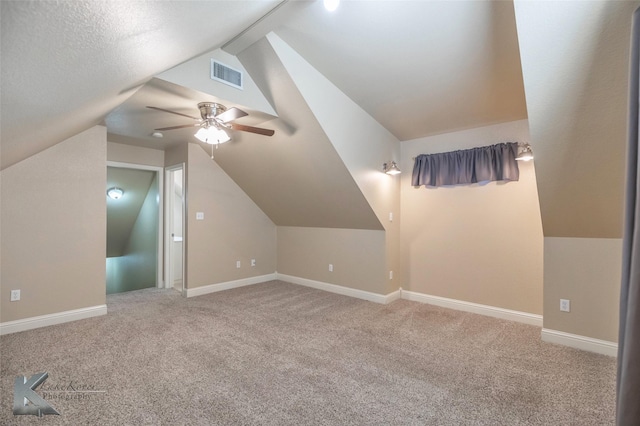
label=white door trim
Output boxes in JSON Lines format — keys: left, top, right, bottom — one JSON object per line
{"left": 107, "top": 161, "right": 164, "bottom": 289}
{"left": 164, "top": 164, "right": 186, "bottom": 294}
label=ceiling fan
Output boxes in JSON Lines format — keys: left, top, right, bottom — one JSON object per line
{"left": 147, "top": 102, "right": 274, "bottom": 145}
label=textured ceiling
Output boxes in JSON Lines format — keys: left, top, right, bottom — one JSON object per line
{"left": 0, "top": 0, "right": 280, "bottom": 170}
{"left": 1, "top": 0, "right": 527, "bottom": 171}
{"left": 274, "top": 0, "right": 528, "bottom": 141}
{"left": 2, "top": 1, "right": 636, "bottom": 238}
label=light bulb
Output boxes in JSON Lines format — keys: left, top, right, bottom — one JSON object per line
{"left": 324, "top": 0, "right": 339, "bottom": 12}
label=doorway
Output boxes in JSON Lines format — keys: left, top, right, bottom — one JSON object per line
{"left": 106, "top": 162, "right": 164, "bottom": 294}
{"left": 165, "top": 165, "right": 185, "bottom": 294}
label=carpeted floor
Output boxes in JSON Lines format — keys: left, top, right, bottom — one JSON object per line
{"left": 1, "top": 280, "right": 616, "bottom": 425}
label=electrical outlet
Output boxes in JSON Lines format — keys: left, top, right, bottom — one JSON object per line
{"left": 389, "top": 271, "right": 394, "bottom": 280}
{"left": 560, "top": 299, "right": 571, "bottom": 312}
{"left": 10, "top": 289, "right": 20, "bottom": 301}
{"left": 329, "top": 264, "right": 333, "bottom": 272}
{"left": 251, "top": 259, "right": 256, "bottom": 267}
{"left": 236, "top": 260, "right": 241, "bottom": 269}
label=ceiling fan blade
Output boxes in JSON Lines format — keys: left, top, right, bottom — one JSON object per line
{"left": 155, "top": 123, "right": 200, "bottom": 131}
{"left": 216, "top": 107, "right": 248, "bottom": 123}
{"left": 230, "top": 123, "right": 275, "bottom": 137}
{"left": 146, "top": 106, "right": 199, "bottom": 120}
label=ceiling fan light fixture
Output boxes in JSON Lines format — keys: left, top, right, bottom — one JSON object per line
{"left": 194, "top": 126, "right": 230, "bottom": 145}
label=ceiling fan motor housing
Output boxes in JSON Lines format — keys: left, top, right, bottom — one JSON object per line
{"left": 198, "top": 102, "right": 227, "bottom": 121}
{"left": 149, "top": 102, "right": 273, "bottom": 136}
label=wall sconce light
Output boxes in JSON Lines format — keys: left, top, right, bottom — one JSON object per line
{"left": 516, "top": 143, "right": 534, "bottom": 161}
{"left": 107, "top": 187, "right": 124, "bottom": 200}
{"left": 383, "top": 161, "right": 401, "bottom": 175}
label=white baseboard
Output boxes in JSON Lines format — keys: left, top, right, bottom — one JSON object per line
{"left": 401, "top": 290, "right": 543, "bottom": 327}
{"left": 541, "top": 328, "right": 618, "bottom": 357}
{"left": 277, "top": 273, "right": 398, "bottom": 304}
{"left": 185, "top": 273, "right": 277, "bottom": 298}
{"left": 385, "top": 288, "right": 402, "bottom": 304}
{"left": 0, "top": 304, "right": 107, "bottom": 336}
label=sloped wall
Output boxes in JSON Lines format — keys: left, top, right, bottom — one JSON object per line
{"left": 514, "top": 0, "right": 638, "bottom": 341}
{"left": 514, "top": 0, "right": 636, "bottom": 238}
{"left": 263, "top": 33, "right": 399, "bottom": 231}
{"left": 1, "top": 126, "right": 107, "bottom": 322}
{"left": 235, "top": 34, "right": 400, "bottom": 294}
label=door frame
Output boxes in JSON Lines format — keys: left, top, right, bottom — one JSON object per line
{"left": 164, "top": 164, "right": 186, "bottom": 295}
{"left": 107, "top": 161, "right": 164, "bottom": 289}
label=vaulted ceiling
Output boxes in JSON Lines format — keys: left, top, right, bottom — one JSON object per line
{"left": 1, "top": 1, "right": 637, "bottom": 237}
{"left": 1, "top": 1, "right": 526, "bottom": 167}
{"left": 0, "top": 0, "right": 281, "bottom": 170}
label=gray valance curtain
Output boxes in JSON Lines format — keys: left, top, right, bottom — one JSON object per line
{"left": 616, "top": 6, "right": 640, "bottom": 426}
{"left": 411, "top": 142, "right": 520, "bottom": 187}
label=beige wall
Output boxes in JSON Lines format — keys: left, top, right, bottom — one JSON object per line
{"left": 512, "top": 0, "right": 635, "bottom": 342}
{"left": 277, "top": 227, "right": 387, "bottom": 295}
{"left": 264, "top": 33, "right": 401, "bottom": 292}
{"left": 107, "top": 141, "right": 164, "bottom": 167}
{"left": 165, "top": 143, "right": 188, "bottom": 168}
{"left": 186, "top": 144, "right": 276, "bottom": 287}
{"left": 544, "top": 237, "right": 621, "bottom": 342}
{"left": 265, "top": 33, "right": 400, "bottom": 228}
{"left": 231, "top": 36, "right": 383, "bottom": 231}
{"left": 1, "top": 126, "right": 107, "bottom": 322}
{"left": 514, "top": 0, "right": 637, "bottom": 238}
{"left": 400, "top": 120, "right": 543, "bottom": 314}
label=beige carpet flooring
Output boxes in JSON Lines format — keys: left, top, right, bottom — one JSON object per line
{"left": 1, "top": 280, "right": 616, "bottom": 425}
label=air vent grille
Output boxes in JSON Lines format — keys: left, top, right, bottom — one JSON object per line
{"left": 211, "top": 60, "right": 243, "bottom": 90}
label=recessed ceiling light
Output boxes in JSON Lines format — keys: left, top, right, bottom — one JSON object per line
{"left": 324, "top": 0, "right": 339, "bottom": 12}
{"left": 151, "top": 132, "right": 163, "bottom": 138}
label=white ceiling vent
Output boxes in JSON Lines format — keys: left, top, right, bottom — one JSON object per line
{"left": 211, "top": 60, "right": 243, "bottom": 90}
